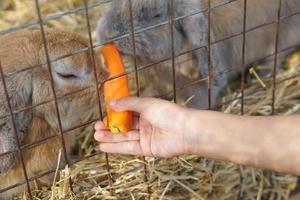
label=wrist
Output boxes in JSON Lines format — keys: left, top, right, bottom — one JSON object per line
{"left": 182, "top": 110, "right": 231, "bottom": 157}
{"left": 181, "top": 108, "right": 206, "bottom": 155}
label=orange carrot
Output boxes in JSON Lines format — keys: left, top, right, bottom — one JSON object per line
{"left": 101, "top": 44, "right": 133, "bottom": 134}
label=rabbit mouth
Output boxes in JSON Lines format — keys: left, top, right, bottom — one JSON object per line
{"left": 0, "top": 153, "right": 16, "bottom": 174}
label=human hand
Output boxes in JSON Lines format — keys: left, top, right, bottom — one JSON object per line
{"left": 94, "top": 97, "right": 190, "bottom": 157}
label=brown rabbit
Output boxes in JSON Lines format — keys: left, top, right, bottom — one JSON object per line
{"left": 0, "top": 29, "right": 107, "bottom": 199}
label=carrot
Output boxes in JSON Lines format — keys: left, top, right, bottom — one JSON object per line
{"left": 101, "top": 44, "right": 133, "bottom": 134}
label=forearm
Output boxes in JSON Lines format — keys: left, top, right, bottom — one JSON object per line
{"left": 185, "top": 109, "right": 300, "bottom": 175}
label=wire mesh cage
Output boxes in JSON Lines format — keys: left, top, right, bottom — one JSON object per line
{"left": 0, "top": 0, "right": 300, "bottom": 199}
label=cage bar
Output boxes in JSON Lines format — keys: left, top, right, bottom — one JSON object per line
{"left": 207, "top": 0, "right": 212, "bottom": 110}
{"left": 272, "top": 0, "right": 283, "bottom": 115}
{"left": 168, "top": 0, "right": 177, "bottom": 103}
{"left": 82, "top": 0, "right": 113, "bottom": 194}
{"left": 34, "top": 0, "right": 74, "bottom": 192}
{"left": 128, "top": 0, "right": 152, "bottom": 198}
{"left": 4, "top": 8, "right": 300, "bottom": 86}
{"left": 0, "top": 0, "right": 300, "bottom": 198}
{"left": 238, "top": 0, "right": 248, "bottom": 199}
{"left": 0, "top": 41, "right": 299, "bottom": 126}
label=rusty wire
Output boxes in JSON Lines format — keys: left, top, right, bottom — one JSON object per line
{"left": 0, "top": 42, "right": 299, "bottom": 160}
{"left": 34, "top": 0, "right": 70, "bottom": 165}
{"left": 269, "top": 0, "right": 284, "bottom": 199}
{"left": 1, "top": 35, "right": 298, "bottom": 124}
{"left": 272, "top": 0, "right": 283, "bottom": 115}
{"left": 4, "top": 0, "right": 300, "bottom": 79}
{"left": 207, "top": 0, "right": 212, "bottom": 110}
{"left": 0, "top": 0, "right": 237, "bottom": 36}
{"left": 127, "top": 0, "right": 151, "bottom": 198}
{"left": 82, "top": 0, "right": 113, "bottom": 195}
{"left": 0, "top": 40, "right": 298, "bottom": 156}
{"left": 0, "top": 0, "right": 300, "bottom": 197}
{"left": 237, "top": 0, "right": 248, "bottom": 198}
{"left": 34, "top": 0, "right": 76, "bottom": 194}
{"left": 168, "top": 0, "right": 177, "bottom": 104}
{"left": 2, "top": 7, "right": 300, "bottom": 83}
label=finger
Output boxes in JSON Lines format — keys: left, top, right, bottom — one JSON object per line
{"left": 99, "top": 141, "right": 151, "bottom": 156}
{"left": 133, "top": 112, "right": 140, "bottom": 117}
{"left": 132, "top": 115, "right": 140, "bottom": 130}
{"left": 94, "top": 121, "right": 107, "bottom": 130}
{"left": 95, "top": 115, "right": 140, "bottom": 130}
{"left": 109, "top": 96, "right": 162, "bottom": 113}
{"left": 94, "top": 130, "right": 140, "bottom": 142}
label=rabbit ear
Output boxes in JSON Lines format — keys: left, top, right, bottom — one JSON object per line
{"left": 175, "top": 1, "right": 227, "bottom": 87}
{"left": 175, "top": 1, "right": 208, "bottom": 49}
{"left": 174, "top": 1, "right": 209, "bottom": 78}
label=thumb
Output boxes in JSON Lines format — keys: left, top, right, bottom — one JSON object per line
{"left": 109, "top": 96, "right": 152, "bottom": 113}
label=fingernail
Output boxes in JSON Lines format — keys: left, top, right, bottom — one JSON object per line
{"left": 94, "top": 132, "right": 100, "bottom": 141}
{"left": 109, "top": 99, "right": 117, "bottom": 107}
{"left": 94, "top": 122, "right": 100, "bottom": 130}
{"left": 99, "top": 144, "right": 106, "bottom": 152}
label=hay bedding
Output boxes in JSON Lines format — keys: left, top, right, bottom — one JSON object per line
{"left": 0, "top": 0, "right": 299, "bottom": 199}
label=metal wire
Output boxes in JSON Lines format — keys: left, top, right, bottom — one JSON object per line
{"left": 168, "top": 0, "right": 177, "bottom": 103}
{"left": 4, "top": 8, "right": 300, "bottom": 86}
{"left": 206, "top": 0, "right": 213, "bottom": 110}
{"left": 34, "top": 0, "right": 73, "bottom": 193}
{"left": 238, "top": 0, "right": 248, "bottom": 198}
{"left": 272, "top": 0, "right": 283, "bottom": 115}
{"left": 0, "top": 0, "right": 112, "bottom": 36}
{"left": 82, "top": 0, "right": 113, "bottom": 195}
{"left": 127, "top": 0, "right": 151, "bottom": 198}
{"left": 206, "top": 1, "right": 215, "bottom": 197}
{"left": 0, "top": 40, "right": 299, "bottom": 124}
{"left": 0, "top": 0, "right": 300, "bottom": 197}
{"left": 0, "top": 38, "right": 298, "bottom": 125}
{"left": 269, "top": 1, "right": 283, "bottom": 199}
{"left": 0, "top": 0, "right": 235, "bottom": 36}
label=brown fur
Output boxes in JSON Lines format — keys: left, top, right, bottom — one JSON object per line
{"left": 0, "top": 29, "right": 106, "bottom": 199}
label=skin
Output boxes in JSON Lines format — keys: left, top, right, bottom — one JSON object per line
{"left": 95, "top": 97, "right": 300, "bottom": 176}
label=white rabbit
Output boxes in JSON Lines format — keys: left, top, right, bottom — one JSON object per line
{"left": 0, "top": 29, "right": 107, "bottom": 199}
{"left": 96, "top": 0, "right": 300, "bottom": 108}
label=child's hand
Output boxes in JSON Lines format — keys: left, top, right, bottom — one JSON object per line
{"left": 94, "top": 97, "right": 189, "bottom": 157}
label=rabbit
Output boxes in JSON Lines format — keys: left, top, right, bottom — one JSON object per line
{"left": 0, "top": 29, "right": 107, "bottom": 199}
{"left": 96, "top": 0, "right": 300, "bottom": 109}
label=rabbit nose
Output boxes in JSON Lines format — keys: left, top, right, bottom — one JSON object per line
{"left": 83, "top": 66, "right": 92, "bottom": 75}
{"left": 99, "top": 68, "right": 109, "bottom": 81}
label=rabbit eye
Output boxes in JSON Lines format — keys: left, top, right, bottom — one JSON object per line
{"left": 56, "top": 72, "right": 78, "bottom": 80}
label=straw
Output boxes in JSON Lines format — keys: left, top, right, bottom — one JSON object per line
{"left": 1, "top": 0, "right": 299, "bottom": 199}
